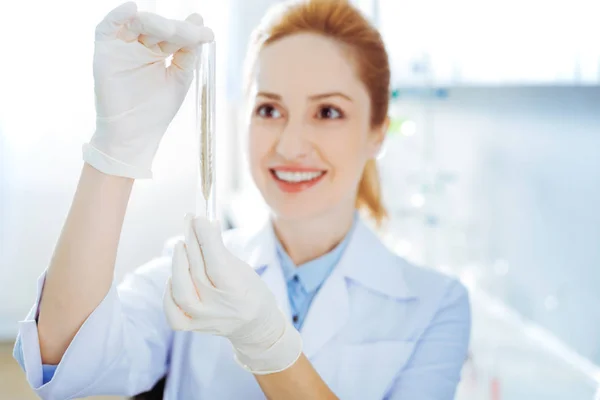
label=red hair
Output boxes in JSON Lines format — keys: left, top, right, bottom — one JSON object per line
{"left": 245, "top": 0, "right": 390, "bottom": 225}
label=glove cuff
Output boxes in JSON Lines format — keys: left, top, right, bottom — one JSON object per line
{"left": 82, "top": 143, "right": 153, "bottom": 179}
{"left": 233, "top": 320, "right": 303, "bottom": 375}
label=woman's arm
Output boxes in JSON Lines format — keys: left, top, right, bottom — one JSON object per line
{"left": 37, "top": 163, "right": 133, "bottom": 364}
{"left": 255, "top": 353, "right": 338, "bottom": 400}
{"left": 15, "top": 222, "right": 176, "bottom": 399}
{"left": 36, "top": 2, "right": 213, "bottom": 366}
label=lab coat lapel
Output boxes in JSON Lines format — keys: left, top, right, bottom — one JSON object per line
{"left": 243, "top": 221, "right": 292, "bottom": 321}
{"left": 300, "top": 218, "right": 415, "bottom": 359}
{"left": 300, "top": 267, "right": 349, "bottom": 360}
{"left": 260, "top": 260, "right": 292, "bottom": 321}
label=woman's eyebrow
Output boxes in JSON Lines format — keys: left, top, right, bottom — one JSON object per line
{"left": 256, "top": 91, "right": 281, "bottom": 100}
{"left": 309, "top": 92, "right": 353, "bottom": 102}
{"left": 256, "top": 91, "right": 353, "bottom": 102}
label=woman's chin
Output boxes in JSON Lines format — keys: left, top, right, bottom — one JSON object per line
{"left": 267, "top": 196, "right": 349, "bottom": 224}
{"left": 269, "top": 204, "right": 324, "bottom": 222}
{"left": 260, "top": 181, "right": 346, "bottom": 222}
{"left": 263, "top": 195, "right": 326, "bottom": 222}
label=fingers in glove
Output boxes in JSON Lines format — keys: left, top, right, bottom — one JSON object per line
{"left": 184, "top": 213, "right": 216, "bottom": 290}
{"left": 171, "top": 240, "right": 203, "bottom": 316}
{"left": 193, "top": 216, "right": 234, "bottom": 290}
{"left": 95, "top": 1, "right": 138, "bottom": 41}
{"left": 127, "top": 11, "right": 177, "bottom": 49}
{"left": 163, "top": 277, "right": 192, "bottom": 330}
{"left": 138, "top": 34, "right": 163, "bottom": 48}
{"left": 165, "top": 278, "right": 232, "bottom": 335}
{"left": 170, "top": 14, "right": 213, "bottom": 71}
{"left": 160, "top": 14, "right": 214, "bottom": 55}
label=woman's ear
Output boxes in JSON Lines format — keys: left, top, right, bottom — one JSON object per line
{"left": 368, "top": 116, "right": 389, "bottom": 159}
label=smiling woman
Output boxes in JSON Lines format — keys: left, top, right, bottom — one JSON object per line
{"left": 243, "top": 5, "right": 391, "bottom": 232}
{"left": 12, "top": 1, "right": 470, "bottom": 399}
{"left": 246, "top": 31, "right": 388, "bottom": 263}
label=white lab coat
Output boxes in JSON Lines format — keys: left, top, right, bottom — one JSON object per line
{"left": 14, "top": 217, "right": 471, "bottom": 400}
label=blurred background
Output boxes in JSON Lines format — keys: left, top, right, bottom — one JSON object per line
{"left": 1, "top": 0, "right": 599, "bottom": 399}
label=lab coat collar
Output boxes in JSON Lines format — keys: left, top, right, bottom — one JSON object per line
{"left": 337, "top": 218, "right": 415, "bottom": 300}
{"left": 246, "top": 216, "right": 415, "bottom": 300}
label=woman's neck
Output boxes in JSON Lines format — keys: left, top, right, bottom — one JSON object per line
{"left": 271, "top": 206, "right": 356, "bottom": 266}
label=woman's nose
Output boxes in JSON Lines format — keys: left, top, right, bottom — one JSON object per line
{"left": 275, "top": 120, "right": 313, "bottom": 160}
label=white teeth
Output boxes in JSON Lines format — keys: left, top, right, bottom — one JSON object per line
{"left": 274, "top": 170, "right": 324, "bottom": 183}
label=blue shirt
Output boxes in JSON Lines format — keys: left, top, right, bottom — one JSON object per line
{"left": 274, "top": 218, "right": 356, "bottom": 331}
{"left": 14, "top": 326, "right": 58, "bottom": 384}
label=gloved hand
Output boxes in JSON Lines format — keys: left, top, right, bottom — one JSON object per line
{"left": 163, "top": 214, "right": 303, "bottom": 374}
{"left": 84, "top": 2, "right": 214, "bottom": 179}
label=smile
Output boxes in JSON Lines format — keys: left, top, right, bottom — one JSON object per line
{"left": 273, "top": 170, "right": 325, "bottom": 182}
{"left": 269, "top": 168, "right": 327, "bottom": 193}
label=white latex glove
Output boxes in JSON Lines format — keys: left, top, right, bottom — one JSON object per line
{"left": 163, "top": 214, "right": 303, "bottom": 374}
{"left": 84, "top": 2, "right": 214, "bottom": 179}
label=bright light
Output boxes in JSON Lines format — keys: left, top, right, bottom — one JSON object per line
{"left": 438, "top": 264, "right": 452, "bottom": 273}
{"left": 460, "top": 269, "right": 477, "bottom": 290}
{"left": 395, "top": 240, "right": 412, "bottom": 257}
{"left": 401, "top": 120, "right": 417, "bottom": 136}
{"left": 410, "top": 193, "right": 425, "bottom": 208}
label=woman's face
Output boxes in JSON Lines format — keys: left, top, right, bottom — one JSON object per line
{"left": 246, "top": 33, "right": 385, "bottom": 222}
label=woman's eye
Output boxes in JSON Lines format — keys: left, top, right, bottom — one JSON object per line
{"left": 317, "top": 106, "right": 343, "bottom": 120}
{"left": 256, "top": 104, "right": 282, "bottom": 119}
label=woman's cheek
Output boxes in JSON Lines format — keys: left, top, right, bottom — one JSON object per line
{"left": 248, "top": 126, "right": 272, "bottom": 171}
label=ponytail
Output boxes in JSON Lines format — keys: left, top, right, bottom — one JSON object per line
{"left": 356, "top": 159, "right": 387, "bottom": 227}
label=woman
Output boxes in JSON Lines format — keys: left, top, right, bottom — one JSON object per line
{"left": 13, "top": 1, "right": 471, "bottom": 399}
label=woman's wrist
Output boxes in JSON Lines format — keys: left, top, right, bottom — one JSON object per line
{"left": 233, "top": 316, "right": 303, "bottom": 375}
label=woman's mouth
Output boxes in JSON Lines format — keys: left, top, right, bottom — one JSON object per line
{"left": 270, "top": 168, "right": 327, "bottom": 193}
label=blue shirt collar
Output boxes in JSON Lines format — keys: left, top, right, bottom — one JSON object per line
{"left": 274, "top": 214, "right": 357, "bottom": 293}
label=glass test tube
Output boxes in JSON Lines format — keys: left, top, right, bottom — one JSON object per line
{"left": 195, "top": 41, "right": 217, "bottom": 221}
